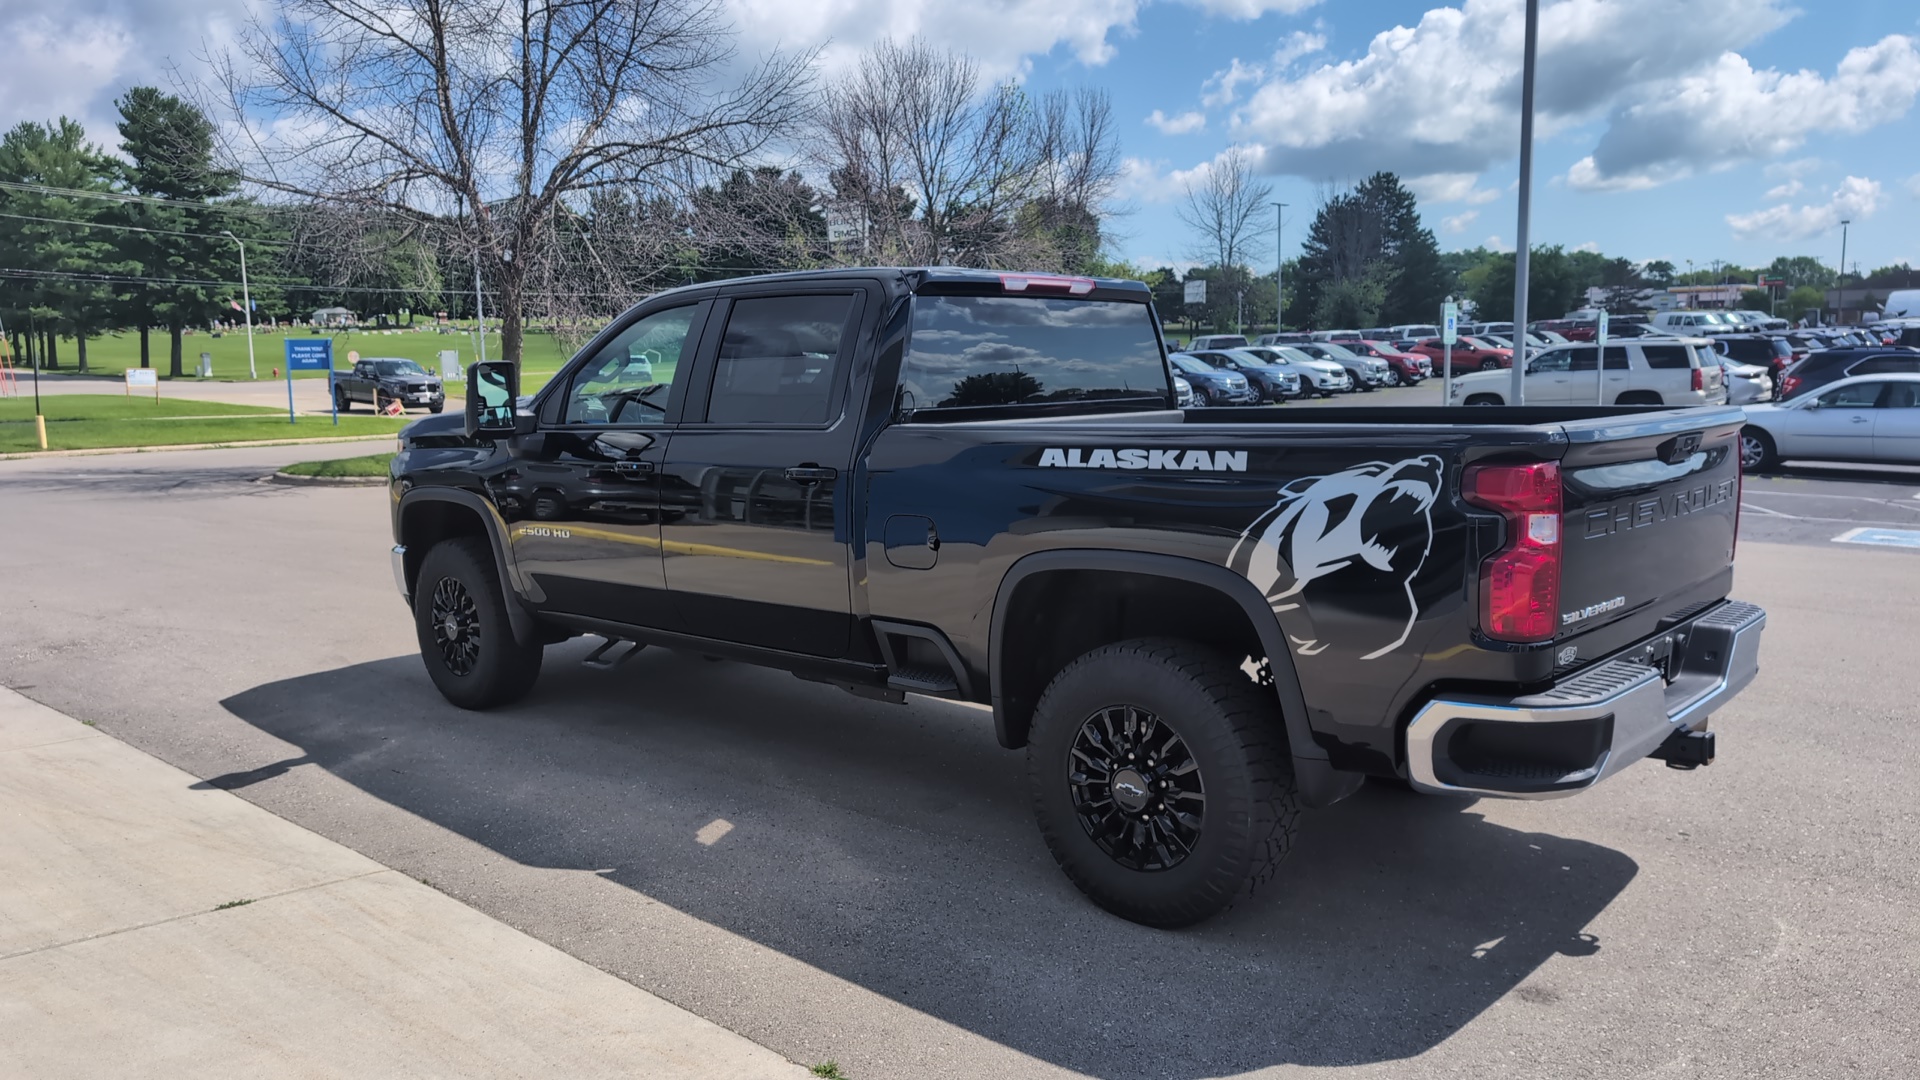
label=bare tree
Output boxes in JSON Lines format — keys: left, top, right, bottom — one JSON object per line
{"left": 210, "top": 0, "right": 813, "bottom": 365}
{"left": 817, "top": 38, "right": 1120, "bottom": 271}
{"left": 1177, "top": 145, "right": 1273, "bottom": 275}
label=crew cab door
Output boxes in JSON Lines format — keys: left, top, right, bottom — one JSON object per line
{"left": 504, "top": 300, "right": 710, "bottom": 627}
{"left": 658, "top": 286, "right": 871, "bottom": 657}
{"left": 1790, "top": 380, "right": 1882, "bottom": 458}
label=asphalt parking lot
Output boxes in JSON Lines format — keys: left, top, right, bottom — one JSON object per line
{"left": 2, "top": 441, "right": 1916, "bottom": 1079}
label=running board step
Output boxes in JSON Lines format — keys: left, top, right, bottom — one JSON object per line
{"left": 581, "top": 636, "right": 646, "bottom": 669}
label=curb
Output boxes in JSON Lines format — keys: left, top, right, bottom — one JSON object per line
{"left": 265, "top": 471, "right": 388, "bottom": 487}
{"left": 0, "top": 435, "right": 396, "bottom": 461}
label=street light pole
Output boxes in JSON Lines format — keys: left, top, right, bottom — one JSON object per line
{"left": 1837, "top": 219, "right": 1851, "bottom": 324}
{"left": 1272, "top": 202, "right": 1287, "bottom": 333}
{"left": 1508, "top": 0, "right": 1539, "bottom": 406}
{"left": 219, "top": 230, "right": 257, "bottom": 379}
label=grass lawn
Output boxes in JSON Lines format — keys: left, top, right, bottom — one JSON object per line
{"left": 280, "top": 452, "right": 395, "bottom": 478}
{"left": 30, "top": 326, "right": 578, "bottom": 383}
{"left": 0, "top": 396, "right": 282, "bottom": 422}
{"left": 0, "top": 413, "right": 408, "bottom": 453}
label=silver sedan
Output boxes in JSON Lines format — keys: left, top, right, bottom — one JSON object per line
{"left": 1739, "top": 373, "right": 1920, "bottom": 470}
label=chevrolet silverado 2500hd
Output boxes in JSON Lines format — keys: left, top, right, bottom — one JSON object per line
{"left": 387, "top": 268, "right": 1765, "bottom": 927}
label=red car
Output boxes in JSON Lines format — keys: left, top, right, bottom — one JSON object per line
{"left": 1409, "top": 336, "right": 1512, "bottom": 375}
{"left": 1350, "top": 340, "right": 1432, "bottom": 385}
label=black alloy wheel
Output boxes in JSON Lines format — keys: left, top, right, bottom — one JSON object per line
{"left": 413, "top": 537, "right": 545, "bottom": 709}
{"left": 1028, "top": 638, "right": 1299, "bottom": 927}
{"left": 430, "top": 576, "right": 482, "bottom": 676}
{"left": 1068, "top": 705, "right": 1206, "bottom": 872}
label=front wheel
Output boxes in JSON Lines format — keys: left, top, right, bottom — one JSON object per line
{"left": 429, "top": 404, "right": 445, "bottom": 414}
{"left": 1479, "top": 358, "right": 1502, "bottom": 372}
{"left": 413, "top": 537, "right": 544, "bottom": 709}
{"left": 1028, "top": 639, "right": 1300, "bottom": 928}
{"left": 1739, "top": 427, "right": 1779, "bottom": 472}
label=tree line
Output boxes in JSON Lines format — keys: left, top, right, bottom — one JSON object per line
{"left": 4, "top": 0, "right": 1125, "bottom": 370}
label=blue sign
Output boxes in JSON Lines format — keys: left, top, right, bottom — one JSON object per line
{"left": 285, "top": 339, "right": 333, "bottom": 371}
{"left": 1833, "top": 528, "right": 1920, "bottom": 549}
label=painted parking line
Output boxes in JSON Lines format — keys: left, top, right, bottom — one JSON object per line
{"left": 1832, "top": 527, "right": 1920, "bottom": 549}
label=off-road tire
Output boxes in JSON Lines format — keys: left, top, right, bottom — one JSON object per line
{"left": 1028, "top": 638, "right": 1300, "bottom": 928}
{"left": 414, "top": 537, "right": 543, "bottom": 709}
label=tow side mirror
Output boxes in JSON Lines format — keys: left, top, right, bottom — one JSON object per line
{"left": 466, "top": 360, "right": 519, "bottom": 439}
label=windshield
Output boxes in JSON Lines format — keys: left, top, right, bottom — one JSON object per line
{"left": 372, "top": 360, "right": 427, "bottom": 376}
{"left": 1169, "top": 354, "right": 1213, "bottom": 375}
{"left": 901, "top": 295, "right": 1169, "bottom": 411}
{"left": 1204, "top": 335, "right": 1248, "bottom": 348}
{"left": 1310, "top": 343, "right": 1359, "bottom": 359}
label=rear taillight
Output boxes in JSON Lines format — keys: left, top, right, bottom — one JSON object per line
{"left": 1464, "top": 461, "right": 1562, "bottom": 643}
{"left": 999, "top": 274, "right": 1095, "bottom": 295}
{"left": 1692, "top": 367, "right": 1705, "bottom": 392}
{"left": 1781, "top": 374, "right": 1801, "bottom": 395}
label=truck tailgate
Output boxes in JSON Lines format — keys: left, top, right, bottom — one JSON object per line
{"left": 1555, "top": 408, "right": 1744, "bottom": 644}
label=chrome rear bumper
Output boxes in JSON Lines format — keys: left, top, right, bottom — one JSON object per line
{"left": 1405, "top": 600, "right": 1766, "bottom": 798}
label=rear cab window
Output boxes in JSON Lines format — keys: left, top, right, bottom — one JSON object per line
{"left": 900, "top": 295, "right": 1171, "bottom": 414}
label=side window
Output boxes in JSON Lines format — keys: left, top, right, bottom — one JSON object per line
{"left": 1534, "top": 350, "right": 1575, "bottom": 373}
{"left": 707, "top": 294, "right": 856, "bottom": 425}
{"left": 1883, "top": 383, "right": 1920, "bottom": 409}
{"left": 1851, "top": 357, "right": 1920, "bottom": 375}
{"left": 1817, "top": 382, "right": 1884, "bottom": 408}
{"left": 1642, "top": 345, "right": 1691, "bottom": 369}
{"left": 1604, "top": 346, "right": 1629, "bottom": 370}
{"left": 563, "top": 305, "right": 700, "bottom": 425}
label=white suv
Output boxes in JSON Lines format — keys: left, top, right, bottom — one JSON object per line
{"left": 1448, "top": 338, "right": 1728, "bottom": 406}
{"left": 1651, "top": 310, "right": 1737, "bottom": 336}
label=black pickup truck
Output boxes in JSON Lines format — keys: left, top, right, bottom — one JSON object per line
{"left": 334, "top": 357, "right": 446, "bottom": 413}
{"left": 387, "top": 268, "right": 1766, "bottom": 927}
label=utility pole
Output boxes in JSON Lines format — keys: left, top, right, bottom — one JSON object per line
{"left": 220, "top": 231, "right": 257, "bottom": 379}
{"left": 1509, "top": 0, "right": 1539, "bottom": 406}
{"left": 1272, "top": 202, "right": 1287, "bottom": 333}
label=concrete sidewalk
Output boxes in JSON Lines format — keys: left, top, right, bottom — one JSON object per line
{"left": 0, "top": 687, "right": 810, "bottom": 1079}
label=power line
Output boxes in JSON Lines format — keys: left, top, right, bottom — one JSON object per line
{"left": 0, "top": 210, "right": 296, "bottom": 247}
{"left": 0, "top": 179, "right": 292, "bottom": 215}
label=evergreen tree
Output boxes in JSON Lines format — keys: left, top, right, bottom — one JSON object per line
{"left": 0, "top": 119, "right": 123, "bottom": 371}
{"left": 115, "top": 87, "right": 239, "bottom": 376}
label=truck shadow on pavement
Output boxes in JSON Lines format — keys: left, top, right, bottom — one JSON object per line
{"left": 220, "top": 643, "right": 1638, "bottom": 1076}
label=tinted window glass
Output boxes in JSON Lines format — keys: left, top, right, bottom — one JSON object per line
{"left": 1883, "top": 383, "right": 1920, "bottom": 408}
{"left": 373, "top": 360, "right": 426, "bottom": 376}
{"left": 707, "top": 294, "right": 856, "bottom": 425}
{"left": 564, "top": 305, "right": 699, "bottom": 425}
{"left": 1533, "top": 351, "right": 1574, "bottom": 373}
{"left": 902, "top": 296, "right": 1169, "bottom": 411}
{"left": 1850, "top": 357, "right": 1920, "bottom": 375}
{"left": 1642, "top": 344, "right": 1692, "bottom": 369}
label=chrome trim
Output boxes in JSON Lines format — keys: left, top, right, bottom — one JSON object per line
{"left": 391, "top": 545, "right": 410, "bottom": 605}
{"left": 1405, "top": 601, "right": 1766, "bottom": 799}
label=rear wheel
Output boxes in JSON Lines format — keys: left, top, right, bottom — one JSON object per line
{"left": 333, "top": 385, "right": 351, "bottom": 412}
{"left": 1618, "top": 390, "right": 1663, "bottom": 405}
{"left": 413, "top": 537, "right": 544, "bottom": 709}
{"left": 1464, "top": 393, "right": 1503, "bottom": 406}
{"left": 1739, "top": 427, "right": 1779, "bottom": 472}
{"left": 1028, "top": 639, "right": 1300, "bottom": 928}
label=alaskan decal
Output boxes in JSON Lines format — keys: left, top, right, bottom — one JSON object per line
{"left": 1037, "top": 448, "right": 1249, "bottom": 472}
{"left": 1226, "top": 455, "right": 1445, "bottom": 660}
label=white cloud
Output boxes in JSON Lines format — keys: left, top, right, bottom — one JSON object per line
{"left": 1766, "top": 157, "right": 1822, "bottom": 179}
{"left": 1234, "top": 0, "right": 1795, "bottom": 180}
{"left": 1146, "top": 109, "right": 1207, "bottom": 135}
{"left": 1442, "top": 210, "right": 1479, "bottom": 234}
{"left": 729, "top": 0, "right": 1142, "bottom": 82}
{"left": 1726, "top": 176, "right": 1884, "bottom": 242}
{"left": 1570, "top": 36, "right": 1920, "bottom": 190}
{"left": 1202, "top": 58, "right": 1266, "bottom": 108}
{"left": 1573, "top": 241, "right": 1600, "bottom": 253}
{"left": 1117, "top": 145, "right": 1270, "bottom": 204}
{"left": 1765, "top": 180, "right": 1804, "bottom": 199}
{"left": 1408, "top": 172, "right": 1501, "bottom": 205}
{"left": 1908, "top": 173, "right": 1920, "bottom": 199}
{"left": 1271, "top": 30, "right": 1327, "bottom": 68}
{"left": 1177, "top": 0, "right": 1323, "bottom": 16}
{"left": 1486, "top": 235, "right": 1514, "bottom": 253}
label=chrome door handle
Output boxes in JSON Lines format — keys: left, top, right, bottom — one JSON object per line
{"left": 1851, "top": 416, "right": 1870, "bottom": 424}
{"left": 784, "top": 465, "right": 837, "bottom": 484}
{"left": 615, "top": 460, "right": 655, "bottom": 474}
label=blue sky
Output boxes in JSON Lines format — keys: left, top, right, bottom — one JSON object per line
{"left": 1007, "top": 0, "right": 1920, "bottom": 273}
{"left": 6, "top": 0, "right": 1916, "bottom": 276}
